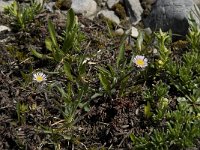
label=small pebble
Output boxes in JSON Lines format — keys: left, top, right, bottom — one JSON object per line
{"left": 115, "top": 28, "right": 124, "bottom": 35}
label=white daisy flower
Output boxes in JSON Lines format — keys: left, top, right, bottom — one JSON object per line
{"left": 133, "top": 55, "right": 148, "bottom": 68}
{"left": 33, "top": 72, "right": 47, "bottom": 83}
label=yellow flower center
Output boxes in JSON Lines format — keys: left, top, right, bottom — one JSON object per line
{"left": 136, "top": 59, "right": 145, "bottom": 66}
{"left": 36, "top": 76, "right": 44, "bottom": 82}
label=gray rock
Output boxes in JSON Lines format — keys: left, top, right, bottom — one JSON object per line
{"left": 125, "top": 26, "right": 139, "bottom": 38}
{"left": 124, "top": 0, "right": 143, "bottom": 25}
{"left": 71, "top": 0, "right": 97, "bottom": 19}
{"left": 98, "top": 10, "right": 120, "bottom": 24}
{"left": 130, "top": 26, "right": 139, "bottom": 38}
{"left": 0, "top": 25, "right": 11, "bottom": 32}
{"left": 115, "top": 28, "right": 124, "bottom": 35}
{"left": 143, "top": 27, "right": 152, "bottom": 35}
{"left": 0, "top": 0, "right": 13, "bottom": 12}
{"left": 0, "top": 25, "right": 11, "bottom": 43}
{"left": 107, "top": 0, "right": 119, "bottom": 9}
{"left": 144, "top": 0, "right": 198, "bottom": 37}
{"left": 193, "top": 0, "right": 200, "bottom": 7}
{"left": 143, "top": 0, "right": 156, "bottom": 5}
{"left": 44, "top": 2, "right": 55, "bottom": 12}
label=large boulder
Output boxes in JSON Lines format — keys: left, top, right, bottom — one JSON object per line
{"left": 144, "top": 0, "right": 199, "bottom": 38}
{"left": 71, "top": 0, "right": 97, "bottom": 19}
{"left": 98, "top": 10, "right": 120, "bottom": 25}
{"left": 124, "top": 0, "right": 143, "bottom": 25}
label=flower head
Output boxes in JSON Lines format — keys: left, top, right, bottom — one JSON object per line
{"left": 133, "top": 55, "right": 148, "bottom": 68}
{"left": 33, "top": 72, "right": 47, "bottom": 83}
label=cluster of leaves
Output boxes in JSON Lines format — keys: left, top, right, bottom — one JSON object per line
{"left": 4, "top": 0, "right": 42, "bottom": 30}
{"left": 31, "top": 8, "right": 89, "bottom": 130}
{"left": 130, "top": 18, "right": 200, "bottom": 149}
{"left": 131, "top": 102, "right": 200, "bottom": 149}
{"left": 98, "top": 35, "right": 136, "bottom": 97}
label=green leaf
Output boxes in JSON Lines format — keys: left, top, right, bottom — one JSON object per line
{"left": 136, "top": 31, "right": 144, "bottom": 51}
{"left": 119, "top": 75, "right": 129, "bottom": 96}
{"left": 130, "top": 133, "right": 136, "bottom": 144}
{"left": 91, "top": 93, "right": 103, "bottom": 99}
{"left": 45, "top": 38, "right": 53, "bottom": 51}
{"left": 20, "top": 71, "right": 31, "bottom": 84}
{"left": 144, "top": 101, "right": 152, "bottom": 118}
{"left": 62, "top": 9, "right": 77, "bottom": 53}
{"left": 66, "top": 82, "right": 73, "bottom": 101}
{"left": 66, "top": 8, "right": 75, "bottom": 33}
{"left": 97, "top": 66, "right": 110, "bottom": 76}
{"left": 63, "top": 62, "right": 74, "bottom": 82}
{"left": 98, "top": 73, "right": 111, "bottom": 93}
{"left": 61, "top": 9, "right": 77, "bottom": 53}
{"left": 78, "top": 63, "right": 86, "bottom": 77}
{"left": 117, "top": 43, "right": 125, "bottom": 69}
{"left": 12, "top": 1, "right": 18, "bottom": 16}
{"left": 107, "top": 65, "right": 116, "bottom": 77}
{"left": 56, "top": 86, "right": 68, "bottom": 99}
{"left": 54, "top": 47, "right": 63, "bottom": 61}
{"left": 30, "top": 48, "right": 44, "bottom": 59}
{"left": 61, "top": 31, "right": 76, "bottom": 53}
{"left": 48, "top": 19, "right": 59, "bottom": 49}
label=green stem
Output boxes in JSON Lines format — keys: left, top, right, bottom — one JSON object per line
{"left": 111, "top": 68, "right": 135, "bottom": 89}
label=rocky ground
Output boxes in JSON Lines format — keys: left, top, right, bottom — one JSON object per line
{"left": 0, "top": 0, "right": 200, "bottom": 150}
